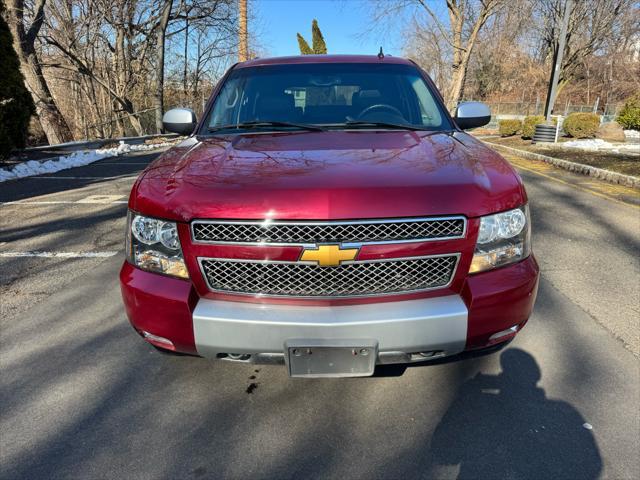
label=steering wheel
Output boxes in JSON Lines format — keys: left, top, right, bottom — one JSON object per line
{"left": 357, "top": 104, "right": 404, "bottom": 120}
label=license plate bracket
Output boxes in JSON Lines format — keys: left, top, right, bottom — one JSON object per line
{"left": 285, "top": 339, "right": 378, "bottom": 378}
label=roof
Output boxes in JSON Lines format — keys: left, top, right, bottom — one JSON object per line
{"left": 235, "top": 54, "right": 414, "bottom": 69}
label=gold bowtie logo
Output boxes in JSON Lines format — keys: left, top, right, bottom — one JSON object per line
{"left": 300, "top": 244, "right": 359, "bottom": 267}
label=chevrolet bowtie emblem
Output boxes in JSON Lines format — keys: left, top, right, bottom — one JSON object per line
{"left": 300, "top": 244, "right": 359, "bottom": 267}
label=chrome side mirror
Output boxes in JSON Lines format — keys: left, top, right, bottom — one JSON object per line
{"left": 162, "top": 108, "right": 197, "bottom": 135}
{"left": 454, "top": 102, "right": 491, "bottom": 130}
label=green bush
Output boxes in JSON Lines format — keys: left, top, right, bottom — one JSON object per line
{"left": 498, "top": 119, "right": 522, "bottom": 137}
{"left": 617, "top": 94, "right": 640, "bottom": 131}
{"left": 0, "top": 2, "right": 35, "bottom": 159}
{"left": 522, "top": 115, "right": 545, "bottom": 139}
{"left": 563, "top": 112, "right": 600, "bottom": 138}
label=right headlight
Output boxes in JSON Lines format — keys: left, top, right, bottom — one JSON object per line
{"left": 469, "top": 205, "right": 531, "bottom": 274}
{"left": 126, "top": 211, "right": 189, "bottom": 279}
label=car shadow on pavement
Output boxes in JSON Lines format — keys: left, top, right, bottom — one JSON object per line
{"left": 428, "top": 348, "right": 602, "bottom": 479}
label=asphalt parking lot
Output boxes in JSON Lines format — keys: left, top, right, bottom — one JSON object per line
{"left": 1, "top": 148, "right": 639, "bottom": 479}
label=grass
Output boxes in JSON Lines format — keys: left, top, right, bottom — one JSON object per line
{"left": 483, "top": 135, "right": 640, "bottom": 177}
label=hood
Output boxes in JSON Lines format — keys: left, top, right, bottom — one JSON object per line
{"left": 132, "top": 131, "right": 526, "bottom": 222}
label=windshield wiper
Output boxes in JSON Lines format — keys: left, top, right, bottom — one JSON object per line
{"left": 340, "top": 120, "right": 426, "bottom": 131}
{"left": 208, "top": 120, "right": 325, "bottom": 132}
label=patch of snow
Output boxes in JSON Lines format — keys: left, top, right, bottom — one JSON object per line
{"left": 624, "top": 129, "right": 640, "bottom": 139}
{"left": 0, "top": 140, "right": 175, "bottom": 183}
{"left": 561, "top": 138, "right": 640, "bottom": 153}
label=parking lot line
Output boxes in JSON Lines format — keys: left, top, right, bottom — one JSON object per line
{"left": 0, "top": 251, "right": 119, "bottom": 258}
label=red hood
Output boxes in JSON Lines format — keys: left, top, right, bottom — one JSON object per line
{"left": 132, "top": 131, "right": 525, "bottom": 222}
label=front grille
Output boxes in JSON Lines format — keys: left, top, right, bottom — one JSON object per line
{"left": 192, "top": 217, "right": 466, "bottom": 244}
{"left": 199, "top": 255, "right": 459, "bottom": 297}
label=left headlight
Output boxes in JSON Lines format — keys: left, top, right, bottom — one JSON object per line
{"left": 126, "top": 211, "right": 189, "bottom": 279}
{"left": 469, "top": 205, "right": 531, "bottom": 274}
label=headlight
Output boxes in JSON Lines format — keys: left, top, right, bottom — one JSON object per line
{"left": 126, "top": 211, "right": 189, "bottom": 279}
{"left": 469, "top": 205, "right": 531, "bottom": 273}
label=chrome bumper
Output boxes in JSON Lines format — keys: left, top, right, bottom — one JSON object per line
{"left": 192, "top": 295, "right": 468, "bottom": 364}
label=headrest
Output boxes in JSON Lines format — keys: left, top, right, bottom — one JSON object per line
{"left": 255, "top": 92, "right": 295, "bottom": 120}
{"left": 358, "top": 90, "right": 382, "bottom": 100}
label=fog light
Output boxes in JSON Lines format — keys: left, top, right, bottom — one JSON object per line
{"left": 142, "top": 331, "right": 175, "bottom": 351}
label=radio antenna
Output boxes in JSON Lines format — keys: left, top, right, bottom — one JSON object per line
{"left": 378, "top": 47, "right": 384, "bottom": 59}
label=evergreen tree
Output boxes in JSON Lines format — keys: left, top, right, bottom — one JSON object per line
{"left": 311, "top": 19, "right": 327, "bottom": 54}
{"left": 296, "top": 19, "right": 327, "bottom": 55}
{"left": 0, "top": 1, "right": 35, "bottom": 158}
{"left": 297, "top": 33, "right": 313, "bottom": 55}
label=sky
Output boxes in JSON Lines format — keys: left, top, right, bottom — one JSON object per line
{"left": 252, "top": 0, "right": 414, "bottom": 58}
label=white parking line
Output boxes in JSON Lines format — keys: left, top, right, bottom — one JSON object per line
{"left": 77, "top": 194, "right": 126, "bottom": 204}
{"left": 0, "top": 251, "right": 119, "bottom": 258}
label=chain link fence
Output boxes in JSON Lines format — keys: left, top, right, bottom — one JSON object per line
{"left": 473, "top": 101, "right": 622, "bottom": 128}
{"left": 82, "top": 98, "right": 624, "bottom": 138}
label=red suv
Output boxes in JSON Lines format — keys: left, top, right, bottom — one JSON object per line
{"left": 120, "top": 55, "right": 539, "bottom": 377}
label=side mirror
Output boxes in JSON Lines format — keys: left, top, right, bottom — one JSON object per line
{"left": 454, "top": 102, "right": 491, "bottom": 130}
{"left": 162, "top": 108, "right": 197, "bottom": 135}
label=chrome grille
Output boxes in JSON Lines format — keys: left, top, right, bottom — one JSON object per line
{"left": 199, "top": 255, "right": 459, "bottom": 297}
{"left": 192, "top": 217, "right": 466, "bottom": 244}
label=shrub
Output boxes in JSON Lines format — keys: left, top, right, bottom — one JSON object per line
{"left": 617, "top": 94, "right": 640, "bottom": 131}
{"left": 563, "top": 112, "right": 600, "bottom": 138}
{"left": 498, "top": 119, "right": 522, "bottom": 137}
{"left": 0, "top": 3, "right": 35, "bottom": 158}
{"left": 522, "top": 115, "right": 546, "bottom": 139}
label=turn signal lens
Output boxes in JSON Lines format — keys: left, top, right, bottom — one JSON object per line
{"left": 135, "top": 250, "right": 189, "bottom": 278}
{"left": 469, "top": 243, "right": 525, "bottom": 273}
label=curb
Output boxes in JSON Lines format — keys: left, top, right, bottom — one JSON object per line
{"left": 485, "top": 142, "right": 640, "bottom": 190}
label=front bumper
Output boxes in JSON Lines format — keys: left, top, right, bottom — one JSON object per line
{"left": 120, "top": 254, "right": 539, "bottom": 363}
{"left": 193, "top": 295, "right": 468, "bottom": 361}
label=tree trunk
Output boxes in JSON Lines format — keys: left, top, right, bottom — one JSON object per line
{"left": 183, "top": 16, "right": 189, "bottom": 102}
{"left": 238, "top": 0, "right": 248, "bottom": 61}
{"left": 6, "top": 0, "right": 73, "bottom": 144}
{"left": 154, "top": 0, "right": 173, "bottom": 133}
{"left": 442, "top": 1, "right": 500, "bottom": 111}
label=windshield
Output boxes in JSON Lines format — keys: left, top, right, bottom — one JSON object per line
{"left": 204, "top": 63, "right": 451, "bottom": 133}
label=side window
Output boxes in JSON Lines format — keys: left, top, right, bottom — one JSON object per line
{"left": 209, "top": 78, "right": 242, "bottom": 127}
{"left": 411, "top": 77, "right": 443, "bottom": 127}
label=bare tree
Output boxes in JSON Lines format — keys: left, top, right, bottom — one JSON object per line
{"left": 534, "top": 0, "right": 631, "bottom": 94}
{"left": 5, "top": 0, "right": 73, "bottom": 143}
{"left": 417, "top": 0, "right": 506, "bottom": 109}
{"left": 154, "top": 0, "right": 174, "bottom": 132}
{"left": 371, "top": 0, "right": 507, "bottom": 109}
{"left": 152, "top": 0, "right": 238, "bottom": 132}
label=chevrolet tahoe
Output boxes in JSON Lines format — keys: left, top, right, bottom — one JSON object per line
{"left": 120, "top": 55, "right": 539, "bottom": 377}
